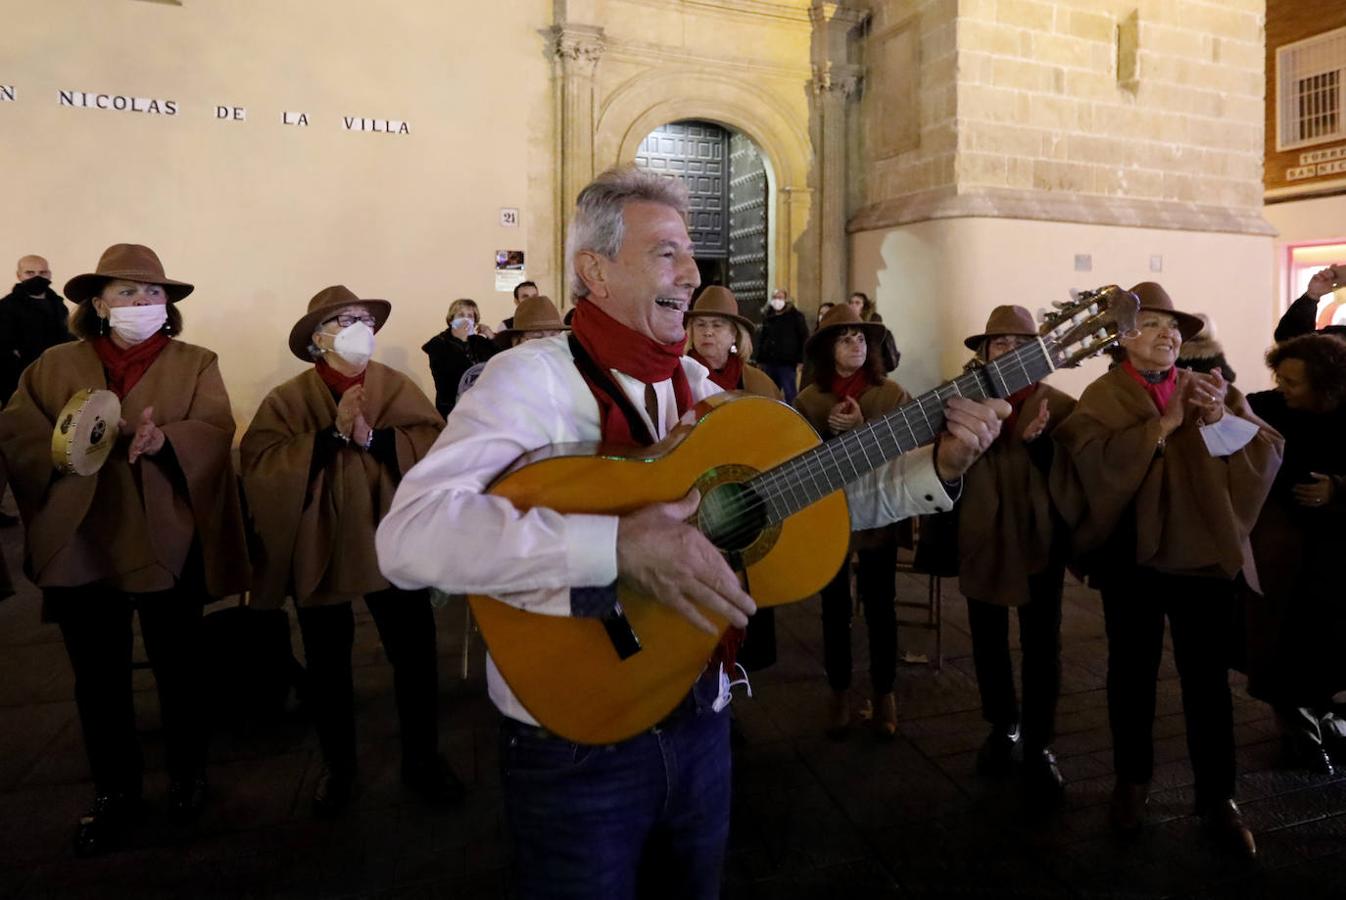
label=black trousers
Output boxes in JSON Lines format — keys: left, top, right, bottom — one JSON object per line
{"left": 1100, "top": 569, "right": 1236, "bottom": 809}
{"left": 46, "top": 583, "right": 206, "bottom": 796}
{"left": 296, "top": 587, "right": 438, "bottom": 773}
{"left": 821, "top": 535, "right": 899, "bottom": 695}
{"left": 966, "top": 564, "right": 1065, "bottom": 750}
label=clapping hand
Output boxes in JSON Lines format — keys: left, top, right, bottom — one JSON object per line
{"left": 126, "top": 407, "right": 165, "bottom": 464}
{"left": 826, "top": 397, "right": 863, "bottom": 434}
{"left": 1186, "top": 369, "right": 1228, "bottom": 425}
{"left": 1022, "top": 402, "right": 1051, "bottom": 442}
{"left": 1293, "top": 472, "right": 1335, "bottom": 508}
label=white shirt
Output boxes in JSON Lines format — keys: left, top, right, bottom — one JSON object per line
{"left": 376, "top": 333, "right": 954, "bottom": 725}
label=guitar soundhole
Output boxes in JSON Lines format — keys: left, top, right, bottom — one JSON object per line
{"left": 698, "top": 481, "right": 768, "bottom": 553}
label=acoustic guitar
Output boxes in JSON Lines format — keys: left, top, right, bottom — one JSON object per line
{"left": 469, "top": 285, "right": 1139, "bottom": 744}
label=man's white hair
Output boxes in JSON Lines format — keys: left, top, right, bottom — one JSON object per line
{"left": 566, "top": 166, "right": 690, "bottom": 300}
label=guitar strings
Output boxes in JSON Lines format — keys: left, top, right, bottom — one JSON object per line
{"left": 699, "top": 334, "right": 1065, "bottom": 549}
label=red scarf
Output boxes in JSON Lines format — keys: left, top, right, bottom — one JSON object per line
{"left": 571, "top": 300, "right": 691, "bottom": 447}
{"left": 1122, "top": 360, "right": 1178, "bottom": 413}
{"left": 316, "top": 358, "right": 366, "bottom": 395}
{"left": 688, "top": 347, "right": 744, "bottom": 392}
{"left": 1001, "top": 383, "right": 1039, "bottom": 435}
{"left": 830, "top": 369, "right": 874, "bottom": 403}
{"left": 91, "top": 333, "right": 171, "bottom": 399}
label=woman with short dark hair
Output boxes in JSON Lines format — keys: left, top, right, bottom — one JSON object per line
{"left": 1247, "top": 333, "right": 1346, "bottom": 775}
{"left": 794, "top": 304, "right": 909, "bottom": 740}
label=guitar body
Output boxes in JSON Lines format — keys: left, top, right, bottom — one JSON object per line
{"left": 468, "top": 392, "right": 850, "bottom": 745}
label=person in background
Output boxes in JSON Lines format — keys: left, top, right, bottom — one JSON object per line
{"left": 0, "top": 254, "right": 72, "bottom": 406}
{"left": 815, "top": 301, "right": 836, "bottom": 329}
{"left": 494, "top": 294, "right": 569, "bottom": 349}
{"left": 241, "top": 285, "right": 459, "bottom": 818}
{"left": 1051, "top": 282, "right": 1282, "bottom": 859}
{"left": 1246, "top": 334, "right": 1346, "bottom": 776}
{"left": 753, "top": 287, "right": 809, "bottom": 403}
{"left": 794, "top": 304, "right": 911, "bottom": 742}
{"left": 956, "top": 306, "right": 1076, "bottom": 800}
{"left": 0, "top": 244, "right": 250, "bottom": 855}
{"left": 848, "top": 291, "right": 900, "bottom": 373}
{"left": 1176, "top": 313, "right": 1236, "bottom": 383}
{"left": 422, "top": 298, "right": 498, "bottom": 418}
{"left": 1275, "top": 265, "right": 1346, "bottom": 341}
{"left": 494, "top": 280, "right": 541, "bottom": 338}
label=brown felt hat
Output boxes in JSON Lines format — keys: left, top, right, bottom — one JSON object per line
{"left": 963, "top": 305, "right": 1039, "bottom": 351}
{"left": 684, "top": 286, "right": 755, "bottom": 332}
{"left": 804, "top": 303, "right": 887, "bottom": 359}
{"left": 287, "top": 285, "right": 391, "bottom": 361}
{"left": 1128, "top": 282, "right": 1204, "bottom": 341}
{"left": 64, "top": 244, "right": 194, "bottom": 303}
{"left": 497, "top": 295, "right": 569, "bottom": 337}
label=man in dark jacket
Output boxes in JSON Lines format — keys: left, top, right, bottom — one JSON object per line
{"left": 0, "top": 255, "right": 72, "bottom": 406}
{"left": 1275, "top": 265, "right": 1346, "bottom": 341}
{"left": 753, "top": 288, "right": 809, "bottom": 403}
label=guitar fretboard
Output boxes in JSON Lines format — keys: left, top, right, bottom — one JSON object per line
{"left": 749, "top": 338, "right": 1055, "bottom": 523}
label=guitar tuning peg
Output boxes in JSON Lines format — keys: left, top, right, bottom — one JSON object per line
{"left": 1067, "top": 288, "right": 1082, "bottom": 302}
{"left": 1051, "top": 299, "right": 1069, "bottom": 309}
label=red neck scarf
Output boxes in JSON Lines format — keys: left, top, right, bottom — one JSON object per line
{"left": 688, "top": 347, "right": 744, "bottom": 392}
{"left": 91, "top": 333, "right": 171, "bottom": 399}
{"left": 571, "top": 300, "right": 691, "bottom": 447}
{"left": 830, "top": 369, "right": 874, "bottom": 403}
{"left": 316, "top": 358, "right": 366, "bottom": 395}
{"left": 1001, "top": 383, "right": 1039, "bottom": 435}
{"left": 1122, "top": 359, "right": 1178, "bottom": 413}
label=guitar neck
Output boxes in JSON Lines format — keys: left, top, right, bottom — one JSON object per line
{"left": 751, "top": 338, "right": 1055, "bottom": 524}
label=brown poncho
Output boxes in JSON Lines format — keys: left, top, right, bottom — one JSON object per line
{"left": 0, "top": 340, "right": 249, "bottom": 595}
{"left": 795, "top": 379, "right": 911, "bottom": 547}
{"left": 241, "top": 362, "right": 442, "bottom": 609}
{"left": 958, "top": 384, "right": 1077, "bottom": 607}
{"left": 1049, "top": 365, "right": 1282, "bottom": 589}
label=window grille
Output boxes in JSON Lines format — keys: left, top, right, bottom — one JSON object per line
{"left": 1277, "top": 26, "right": 1346, "bottom": 151}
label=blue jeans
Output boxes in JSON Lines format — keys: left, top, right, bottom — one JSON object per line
{"left": 499, "top": 674, "right": 731, "bottom": 899}
{"left": 758, "top": 362, "right": 799, "bottom": 404}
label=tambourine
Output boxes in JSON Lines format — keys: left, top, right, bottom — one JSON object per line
{"left": 52, "top": 389, "right": 122, "bottom": 476}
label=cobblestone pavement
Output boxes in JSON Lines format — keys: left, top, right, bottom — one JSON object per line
{"left": 2, "top": 523, "right": 1342, "bottom": 899}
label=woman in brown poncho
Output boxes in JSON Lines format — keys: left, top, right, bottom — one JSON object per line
{"left": 795, "top": 304, "right": 909, "bottom": 740}
{"left": 241, "top": 285, "right": 458, "bottom": 817}
{"left": 956, "top": 306, "right": 1076, "bottom": 799}
{"left": 685, "top": 286, "right": 782, "bottom": 674}
{"left": 1051, "top": 282, "right": 1282, "bottom": 858}
{"left": 0, "top": 244, "right": 250, "bottom": 856}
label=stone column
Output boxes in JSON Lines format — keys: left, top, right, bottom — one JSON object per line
{"left": 809, "top": 2, "right": 866, "bottom": 307}
{"left": 549, "top": 22, "right": 605, "bottom": 298}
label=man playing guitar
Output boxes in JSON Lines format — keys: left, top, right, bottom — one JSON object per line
{"left": 376, "top": 166, "right": 1008, "bottom": 899}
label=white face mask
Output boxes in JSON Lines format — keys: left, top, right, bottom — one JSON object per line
{"left": 329, "top": 321, "right": 375, "bottom": 367}
{"left": 107, "top": 305, "right": 168, "bottom": 344}
{"left": 450, "top": 317, "right": 476, "bottom": 335}
{"left": 769, "top": 297, "right": 785, "bottom": 311}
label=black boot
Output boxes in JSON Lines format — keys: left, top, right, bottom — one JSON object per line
{"left": 1201, "top": 799, "right": 1257, "bottom": 859}
{"left": 73, "top": 791, "right": 141, "bottom": 857}
{"left": 1022, "top": 746, "right": 1066, "bottom": 802}
{"left": 166, "top": 772, "right": 209, "bottom": 824}
{"left": 976, "top": 724, "right": 1020, "bottom": 776}
{"left": 312, "top": 766, "right": 355, "bottom": 819}
{"left": 402, "top": 754, "right": 466, "bottom": 807}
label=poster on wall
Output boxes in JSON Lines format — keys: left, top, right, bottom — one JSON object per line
{"left": 494, "top": 250, "right": 526, "bottom": 293}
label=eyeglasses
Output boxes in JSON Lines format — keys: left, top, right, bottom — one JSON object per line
{"left": 322, "top": 313, "right": 377, "bottom": 329}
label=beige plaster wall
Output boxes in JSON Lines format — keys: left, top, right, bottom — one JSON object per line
{"left": 1262, "top": 195, "right": 1346, "bottom": 311}
{"left": 851, "top": 218, "right": 1275, "bottom": 399}
{"left": 1, "top": 0, "right": 553, "bottom": 426}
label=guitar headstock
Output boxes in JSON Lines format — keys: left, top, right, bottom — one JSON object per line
{"left": 1038, "top": 285, "right": 1140, "bottom": 369}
